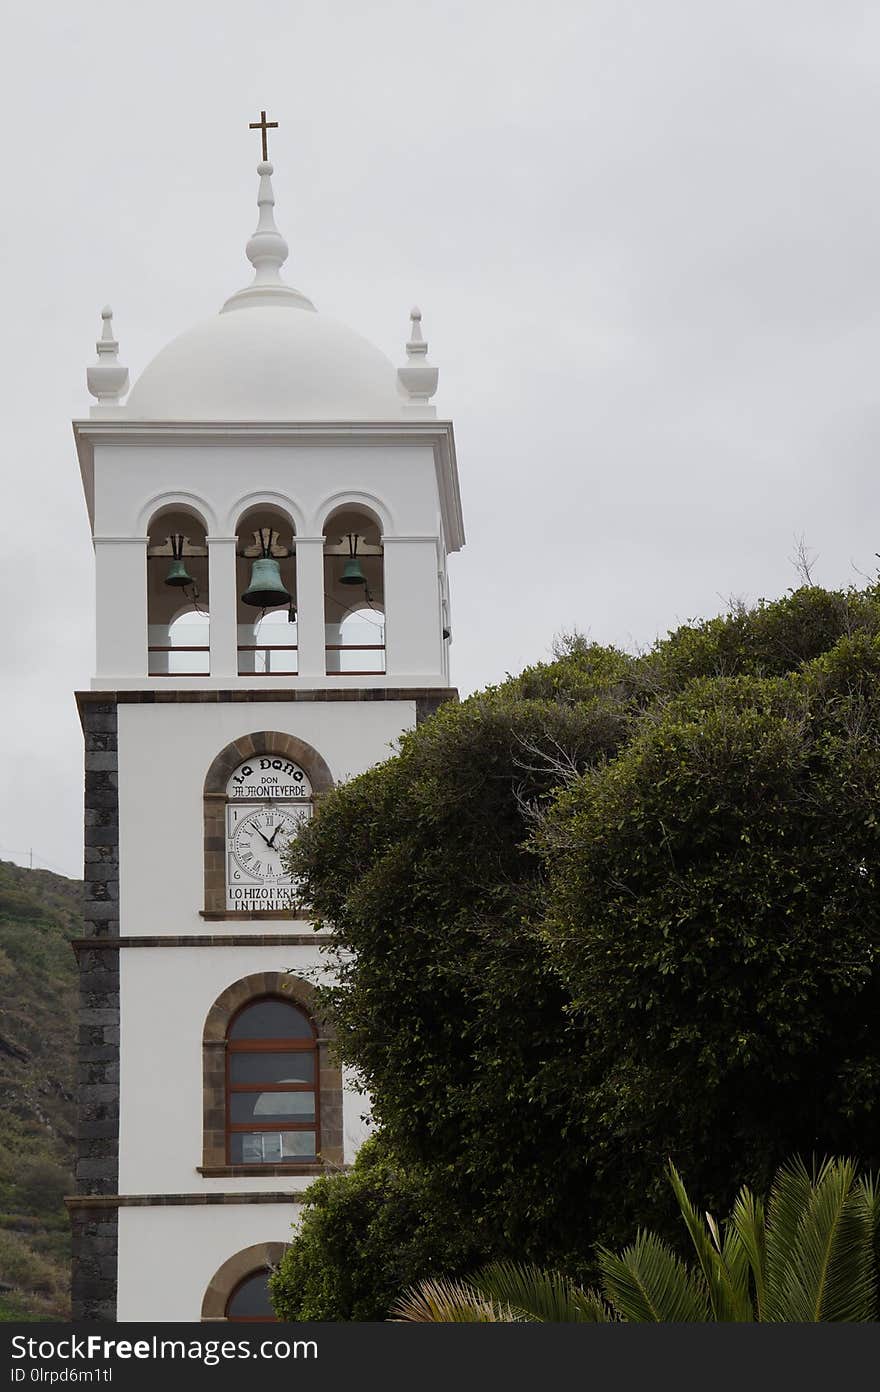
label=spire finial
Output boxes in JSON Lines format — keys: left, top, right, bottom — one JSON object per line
{"left": 398, "top": 305, "right": 438, "bottom": 414}
{"left": 222, "top": 137, "right": 315, "bottom": 312}
{"left": 87, "top": 305, "right": 129, "bottom": 411}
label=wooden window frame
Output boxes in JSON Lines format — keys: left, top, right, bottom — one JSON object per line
{"left": 225, "top": 997, "right": 320, "bottom": 1165}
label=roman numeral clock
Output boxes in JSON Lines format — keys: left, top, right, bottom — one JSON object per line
{"left": 225, "top": 758, "right": 312, "bottom": 910}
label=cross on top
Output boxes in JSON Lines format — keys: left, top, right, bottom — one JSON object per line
{"left": 249, "top": 109, "right": 278, "bottom": 162}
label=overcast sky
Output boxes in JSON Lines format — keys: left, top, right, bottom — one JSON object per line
{"left": 2, "top": 0, "right": 880, "bottom": 879}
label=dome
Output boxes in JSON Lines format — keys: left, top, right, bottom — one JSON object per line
{"left": 125, "top": 303, "right": 404, "bottom": 420}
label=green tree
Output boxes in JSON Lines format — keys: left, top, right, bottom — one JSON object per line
{"left": 539, "top": 635, "right": 880, "bottom": 1239}
{"left": 284, "top": 644, "right": 640, "bottom": 1274}
{"left": 277, "top": 588, "right": 880, "bottom": 1315}
{"left": 268, "top": 1138, "right": 481, "bottom": 1321}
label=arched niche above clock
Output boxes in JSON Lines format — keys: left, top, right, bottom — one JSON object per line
{"left": 202, "top": 732, "right": 334, "bottom": 918}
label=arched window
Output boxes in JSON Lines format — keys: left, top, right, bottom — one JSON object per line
{"left": 201, "top": 1242, "right": 287, "bottom": 1321}
{"left": 201, "top": 970, "right": 343, "bottom": 1173}
{"left": 225, "top": 1270, "right": 277, "bottom": 1323}
{"left": 226, "top": 997, "right": 319, "bottom": 1165}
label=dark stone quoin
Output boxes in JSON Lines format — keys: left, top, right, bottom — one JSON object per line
{"left": 69, "top": 699, "right": 120, "bottom": 1320}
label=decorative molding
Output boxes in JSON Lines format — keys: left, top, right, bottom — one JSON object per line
{"left": 66, "top": 1194, "right": 307, "bottom": 1210}
{"left": 92, "top": 535, "right": 149, "bottom": 545}
{"left": 71, "top": 935, "right": 335, "bottom": 951}
{"left": 203, "top": 912, "right": 317, "bottom": 925}
{"left": 76, "top": 687, "right": 457, "bottom": 723}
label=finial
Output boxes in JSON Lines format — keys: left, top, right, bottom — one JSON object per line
{"left": 87, "top": 305, "right": 129, "bottom": 409}
{"left": 407, "top": 307, "right": 427, "bottom": 356}
{"left": 398, "top": 305, "right": 438, "bottom": 412}
{"left": 222, "top": 148, "right": 315, "bottom": 312}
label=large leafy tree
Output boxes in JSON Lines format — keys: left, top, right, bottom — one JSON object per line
{"left": 274, "top": 587, "right": 880, "bottom": 1318}
{"left": 540, "top": 633, "right": 880, "bottom": 1238}
{"left": 287, "top": 644, "right": 640, "bottom": 1268}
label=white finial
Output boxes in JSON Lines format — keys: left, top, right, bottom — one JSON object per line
{"left": 406, "top": 306, "right": 427, "bottom": 356}
{"left": 398, "top": 305, "right": 438, "bottom": 413}
{"left": 222, "top": 161, "right": 315, "bottom": 312}
{"left": 87, "top": 306, "right": 129, "bottom": 410}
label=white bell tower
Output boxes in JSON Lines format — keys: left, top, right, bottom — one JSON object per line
{"left": 68, "top": 120, "right": 464, "bottom": 1322}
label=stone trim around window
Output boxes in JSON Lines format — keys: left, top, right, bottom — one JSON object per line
{"left": 202, "top": 971, "right": 344, "bottom": 1171}
{"left": 201, "top": 1242, "right": 288, "bottom": 1321}
{"left": 203, "top": 730, "right": 335, "bottom": 915}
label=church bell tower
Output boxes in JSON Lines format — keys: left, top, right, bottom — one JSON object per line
{"left": 69, "top": 117, "right": 464, "bottom": 1321}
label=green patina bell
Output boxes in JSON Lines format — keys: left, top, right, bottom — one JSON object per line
{"left": 339, "top": 555, "right": 367, "bottom": 586}
{"left": 241, "top": 556, "right": 292, "bottom": 608}
{"left": 163, "top": 556, "right": 196, "bottom": 588}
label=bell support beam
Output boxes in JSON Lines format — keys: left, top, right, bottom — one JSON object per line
{"left": 207, "top": 537, "right": 238, "bottom": 679}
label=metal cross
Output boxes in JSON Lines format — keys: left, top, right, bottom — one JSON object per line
{"left": 249, "top": 110, "right": 278, "bottom": 161}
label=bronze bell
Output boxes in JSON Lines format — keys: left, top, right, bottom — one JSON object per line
{"left": 339, "top": 555, "right": 367, "bottom": 586}
{"left": 242, "top": 556, "right": 292, "bottom": 608}
{"left": 163, "top": 556, "right": 195, "bottom": 588}
{"left": 163, "top": 536, "right": 195, "bottom": 588}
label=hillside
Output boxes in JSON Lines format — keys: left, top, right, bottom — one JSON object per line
{"left": 0, "top": 860, "right": 81, "bottom": 1320}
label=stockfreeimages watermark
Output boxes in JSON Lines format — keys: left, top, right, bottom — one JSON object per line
{"left": 9, "top": 1334, "right": 316, "bottom": 1375}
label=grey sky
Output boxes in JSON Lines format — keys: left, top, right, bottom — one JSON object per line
{"left": 1, "top": 0, "right": 879, "bottom": 878}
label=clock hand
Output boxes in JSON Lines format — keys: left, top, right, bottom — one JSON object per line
{"left": 252, "top": 826, "right": 273, "bottom": 847}
{"left": 267, "top": 824, "right": 284, "bottom": 848}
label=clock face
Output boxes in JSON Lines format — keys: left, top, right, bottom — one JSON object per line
{"left": 225, "top": 756, "right": 314, "bottom": 912}
{"left": 230, "top": 805, "right": 309, "bottom": 879}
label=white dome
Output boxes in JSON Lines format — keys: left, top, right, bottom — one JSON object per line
{"left": 126, "top": 304, "right": 404, "bottom": 421}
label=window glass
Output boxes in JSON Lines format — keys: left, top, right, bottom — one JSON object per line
{"left": 230, "top": 1092, "right": 316, "bottom": 1124}
{"left": 229, "top": 1000, "right": 313, "bottom": 1040}
{"left": 230, "top": 1053, "right": 314, "bottom": 1085}
{"left": 231, "top": 1131, "right": 317, "bottom": 1164}
{"left": 227, "top": 1271, "right": 274, "bottom": 1319}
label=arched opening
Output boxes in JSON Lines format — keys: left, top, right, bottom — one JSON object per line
{"left": 235, "top": 506, "right": 297, "bottom": 675}
{"left": 146, "top": 509, "right": 209, "bottom": 674}
{"left": 202, "top": 1242, "right": 287, "bottom": 1322}
{"left": 323, "top": 507, "right": 385, "bottom": 674}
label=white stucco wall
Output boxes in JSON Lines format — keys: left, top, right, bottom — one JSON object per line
{"left": 116, "top": 1203, "right": 302, "bottom": 1323}
{"left": 118, "top": 944, "right": 372, "bottom": 1194}
{"left": 116, "top": 699, "right": 415, "bottom": 936}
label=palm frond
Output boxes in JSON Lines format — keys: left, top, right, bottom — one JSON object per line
{"left": 764, "top": 1153, "right": 817, "bottom": 1314}
{"left": 472, "top": 1261, "right": 611, "bottom": 1323}
{"left": 666, "top": 1160, "right": 751, "bottom": 1321}
{"left": 390, "top": 1277, "right": 513, "bottom": 1322}
{"left": 729, "top": 1185, "right": 767, "bottom": 1320}
{"left": 598, "top": 1230, "right": 710, "bottom": 1322}
{"left": 773, "top": 1158, "right": 875, "bottom": 1322}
